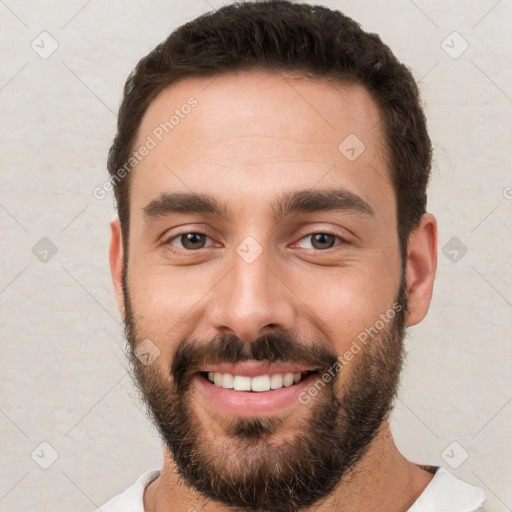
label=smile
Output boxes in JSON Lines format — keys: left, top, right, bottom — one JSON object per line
{"left": 194, "top": 363, "right": 321, "bottom": 416}
{"left": 200, "top": 370, "right": 316, "bottom": 391}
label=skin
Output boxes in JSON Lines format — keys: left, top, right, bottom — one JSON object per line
{"left": 109, "top": 70, "right": 438, "bottom": 511}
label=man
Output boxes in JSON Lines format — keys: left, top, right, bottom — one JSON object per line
{"left": 99, "top": 1, "right": 486, "bottom": 511}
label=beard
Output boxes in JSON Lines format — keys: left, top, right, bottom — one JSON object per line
{"left": 122, "top": 269, "right": 409, "bottom": 512}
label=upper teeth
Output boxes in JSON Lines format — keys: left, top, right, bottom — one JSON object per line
{"left": 207, "top": 372, "right": 302, "bottom": 392}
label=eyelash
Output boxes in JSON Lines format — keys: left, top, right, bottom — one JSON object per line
{"left": 163, "top": 230, "right": 349, "bottom": 253}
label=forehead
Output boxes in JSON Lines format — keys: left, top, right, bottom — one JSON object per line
{"left": 130, "top": 70, "right": 394, "bottom": 224}
{"left": 135, "top": 70, "right": 385, "bottom": 152}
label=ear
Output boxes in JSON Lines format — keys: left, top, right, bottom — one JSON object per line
{"left": 404, "top": 213, "right": 438, "bottom": 327}
{"left": 109, "top": 216, "right": 125, "bottom": 318}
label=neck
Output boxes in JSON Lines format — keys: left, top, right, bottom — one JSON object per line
{"left": 144, "top": 419, "right": 434, "bottom": 512}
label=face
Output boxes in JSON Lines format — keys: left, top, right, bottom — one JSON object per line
{"left": 111, "top": 71, "right": 429, "bottom": 511}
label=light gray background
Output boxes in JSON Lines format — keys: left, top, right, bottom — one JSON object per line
{"left": 0, "top": 1, "right": 511, "bottom": 511}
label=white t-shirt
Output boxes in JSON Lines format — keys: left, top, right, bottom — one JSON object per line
{"left": 96, "top": 466, "right": 486, "bottom": 512}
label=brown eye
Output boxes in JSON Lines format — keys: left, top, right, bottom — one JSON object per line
{"left": 168, "top": 232, "right": 211, "bottom": 250}
{"left": 311, "top": 233, "right": 336, "bottom": 250}
{"left": 297, "top": 233, "right": 341, "bottom": 250}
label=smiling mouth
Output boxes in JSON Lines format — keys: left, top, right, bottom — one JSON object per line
{"left": 198, "top": 370, "right": 318, "bottom": 392}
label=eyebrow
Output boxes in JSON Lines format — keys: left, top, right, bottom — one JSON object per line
{"left": 142, "top": 188, "right": 375, "bottom": 224}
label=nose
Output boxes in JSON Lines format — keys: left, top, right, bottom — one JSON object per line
{"left": 207, "top": 244, "right": 296, "bottom": 342}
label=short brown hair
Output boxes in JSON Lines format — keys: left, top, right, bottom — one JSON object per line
{"left": 108, "top": 0, "right": 432, "bottom": 265}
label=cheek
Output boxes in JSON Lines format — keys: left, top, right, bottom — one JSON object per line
{"left": 288, "top": 259, "right": 400, "bottom": 350}
{"left": 126, "top": 266, "right": 210, "bottom": 362}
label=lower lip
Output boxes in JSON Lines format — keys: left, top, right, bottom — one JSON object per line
{"left": 194, "top": 372, "right": 319, "bottom": 416}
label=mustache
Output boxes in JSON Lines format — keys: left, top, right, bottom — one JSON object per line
{"left": 170, "top": 332, "right": 340, "bottom": 392}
